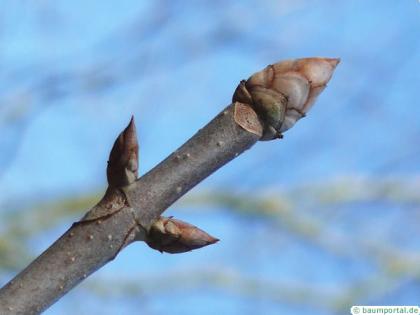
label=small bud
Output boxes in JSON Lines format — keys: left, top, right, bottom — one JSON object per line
{"left": 145, "top": 216, "right": 219, "bottom": 254}
{"left": 107, "top": 116, "right": 139, "bottom": 187}
{"left": 233, "top": 57, "right": 340, "bottom": 140}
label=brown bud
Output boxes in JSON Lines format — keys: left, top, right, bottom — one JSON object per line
{"left": 107, "top": 116, "right": 139, "bottom": 188}
{"left": 145, "top": 216, "right": 219, "bottom": 254}
{"left": 233, "top": 57, "right": 340, "bottom": 140}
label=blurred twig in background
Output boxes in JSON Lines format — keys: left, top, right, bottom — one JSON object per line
{"left": 1, "top": 176, "right": 419, "bottom": 313}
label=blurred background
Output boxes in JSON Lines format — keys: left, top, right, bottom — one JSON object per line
{"left": 0, "top": 0, "right": 419, "bottom": 314}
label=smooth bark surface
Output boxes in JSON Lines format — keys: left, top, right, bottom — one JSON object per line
{"left": 125, "top": 104, "right": 260, "bottom": 230}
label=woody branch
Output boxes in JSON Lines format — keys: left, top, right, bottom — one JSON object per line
{"left": 0, "top": 57, "right": 339, "bottom": 315}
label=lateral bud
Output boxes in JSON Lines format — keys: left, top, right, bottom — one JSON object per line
{"left": 233, "top": 57, "right": 340, "bottom": 140}
{"left": 107, "top": 116, "right": 139, "bottom": 188}
{"left": 145, "top": 216, "right": 219, "bottom": 254}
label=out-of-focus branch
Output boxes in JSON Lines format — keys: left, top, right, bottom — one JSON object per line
{"left": 0, "top": 57, "right": 338, "bottom": 314}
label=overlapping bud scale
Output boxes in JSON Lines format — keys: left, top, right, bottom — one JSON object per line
{"left": 233, "top": 57, "right": 339, "bottom": 140}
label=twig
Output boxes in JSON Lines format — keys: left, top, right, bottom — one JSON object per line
{"left": 0, "top": 57, "right": 339, "bottom": 314}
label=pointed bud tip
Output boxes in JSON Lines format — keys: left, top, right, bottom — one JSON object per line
{"left": 123, "top": 116, "right": 138, "bottom": 146}
{"left": 126, "top": 115, "right": 136, "bottom": 132}
{"left": 106, "top": 115, "right": 139, "bottom": 187}
{"left": 208, "top": 237, "right": 219, "bottom": 244}
{"left": 324, "top": 57, "right": 340, "bottom": 68}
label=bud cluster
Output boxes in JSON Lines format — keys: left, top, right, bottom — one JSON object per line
{"left": 233, "top": 57, "right": 339, "bottom": 140}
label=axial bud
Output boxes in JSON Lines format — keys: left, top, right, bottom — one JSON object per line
{"left": 107, "top": 116, "right": 139, "bottom": 188}
{"left": 233, "top": 57, "right": 340, "bottom": 140}
{"left": 145, "top": 216, "right": 219, "bottom": 254}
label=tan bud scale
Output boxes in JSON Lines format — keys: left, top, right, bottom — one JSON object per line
{"left": 233, "top": 57, "right": 340, "bottom": 140}
{"left": 107, "top": 116, "right": 139, "bottom": 187}
{"left": 146, "top": 216, "right": 219, "bottom": 254}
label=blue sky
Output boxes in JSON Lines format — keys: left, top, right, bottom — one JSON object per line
{"left": 0, "top": 1, "right": 419, "bottom": 314}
